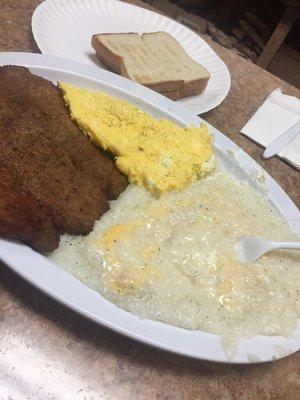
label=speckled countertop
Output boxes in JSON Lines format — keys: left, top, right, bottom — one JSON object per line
{"left": 0, "top": 1, "right": 299, "bottom": 399}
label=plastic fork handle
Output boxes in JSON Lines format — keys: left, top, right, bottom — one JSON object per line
{"left": 269, "top": 241, "right": 300, "bottom": 251}
{"left": 263, "top": 120, "right": 300, "bottom": 159}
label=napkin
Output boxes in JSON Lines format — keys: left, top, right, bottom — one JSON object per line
{"left": 241, "top": 88, "right": 300, "bottom": 169}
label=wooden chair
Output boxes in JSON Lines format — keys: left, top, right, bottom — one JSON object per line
{"left": 256, "top": 0, "right": 300, "bottom": 68}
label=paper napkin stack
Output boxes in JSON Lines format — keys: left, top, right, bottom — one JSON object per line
{"left": 241, "top": 88, "right": 300, "bottom": 169}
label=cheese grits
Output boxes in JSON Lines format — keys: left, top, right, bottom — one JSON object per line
{"left": 50, "top": 168, "right": 300, "bottom": 352}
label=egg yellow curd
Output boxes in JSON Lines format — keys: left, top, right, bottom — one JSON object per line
{"left": 58, "top": 82, "right": 214, "bottom": 196}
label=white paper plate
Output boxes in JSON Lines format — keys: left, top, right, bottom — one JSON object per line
{"left": 0, "top": 52, "right": 299, "bottom": 364}
{"left": 31, "top": 0, "right": 231, "bottom": 115}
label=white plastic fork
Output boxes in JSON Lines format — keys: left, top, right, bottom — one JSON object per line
{"left": 235, "top": 236, "right": 300, "bottom": 263}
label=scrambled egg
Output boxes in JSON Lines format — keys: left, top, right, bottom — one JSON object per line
{"left": 59, "top": 82, "right": 214, "bottom": 196}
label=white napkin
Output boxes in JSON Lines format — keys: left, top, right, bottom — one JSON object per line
{"left": 241, "top": 88, "right": 300, "bottom": 169}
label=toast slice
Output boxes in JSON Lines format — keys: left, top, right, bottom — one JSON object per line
{"left": 91, "top": 31, "right": 210, "bottom": 99}
{"left": 161, "top": 90, "right": 181, "bottom": 101}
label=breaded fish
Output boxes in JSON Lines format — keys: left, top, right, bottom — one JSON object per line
{"left": 0, "top": 66, "right": 127, "bottom": 253}
{"left": 0, "top": 167, "right": 59, "bottom": 253}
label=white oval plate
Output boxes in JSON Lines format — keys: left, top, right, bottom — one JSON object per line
{"left": 31, "top": 0, "right": 231, "bottom": 115}
{"left": 0, "top": 52, "right": 299, "bottom": 364}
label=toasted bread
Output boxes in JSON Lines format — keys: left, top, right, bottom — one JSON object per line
{"left": 91, "top": 31, "right": 210, "bottom": 99}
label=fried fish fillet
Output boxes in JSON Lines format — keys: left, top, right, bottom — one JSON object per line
{"left": 0, "top": 167, "right": 59, "bottom": 252}
{"left": 0, "top": 66, "right": 127, "bottom": 253}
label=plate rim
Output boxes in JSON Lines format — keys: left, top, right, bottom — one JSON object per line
{"left": 31, "top": 0, "right": 231, "bottom": 115}
{"left": 0, "top": 52, "right": 299, "bottom": 365}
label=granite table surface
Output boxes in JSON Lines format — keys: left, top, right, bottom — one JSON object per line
{"left": 0, "top": 0, "right": 299, "bottom": 399}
